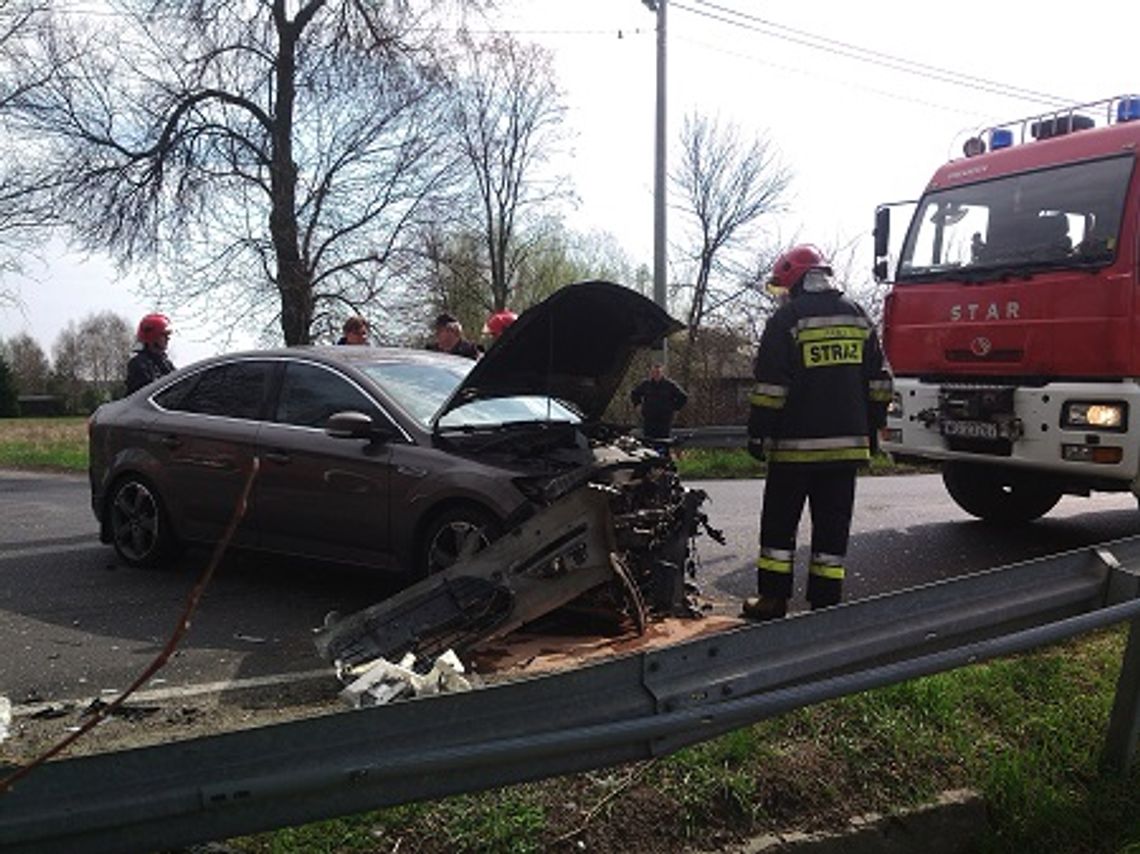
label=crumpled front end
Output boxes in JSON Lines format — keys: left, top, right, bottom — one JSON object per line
{"left": 315, "top": 434, "right": 721, "bottom": 673}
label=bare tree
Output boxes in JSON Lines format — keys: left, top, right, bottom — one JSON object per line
{"left": 0, "top": 0, "right": 59, "bottom": 300}
{"left": 670, "top": 112, "right": 792, "bottom": 387}
{"left": 50, "top": 310, "right": 131, "bottom": 407}
{"left": 50, "top": 319, "right": 83, "bottom": 410}
{"left": 79, "top": 311, "right": 131, "bottom": 388}
{"left": 0, "top": 330, "right": 48, "bottom": 393}
{"left": 0, "top": 1, "right": 486, "bottom": 345}
{"left": 451, "top": 31, "right": 573, "bottom": 315}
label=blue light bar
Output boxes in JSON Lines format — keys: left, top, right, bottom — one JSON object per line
{"left": 1118, "top": 98, "right": 1140, "bottom": 123}
{"left": 991, "top": 128, "right": 1013, "bottom": 150}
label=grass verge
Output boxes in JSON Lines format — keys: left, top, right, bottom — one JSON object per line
{"left": 230, "top": 629, "right": 1140, "bottom": 853}
{"left": 0, "top": 419, "right": 933, "bottom": 480}
{"left": 674, "top": 447, "right": 935, "bottom": 479}
{"left": 0, "top": 416, "right": 88, "bottom": 472}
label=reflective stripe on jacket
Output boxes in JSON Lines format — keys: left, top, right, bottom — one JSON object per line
{"left": 748, "top": 279, "right": 892, "bottom": 464}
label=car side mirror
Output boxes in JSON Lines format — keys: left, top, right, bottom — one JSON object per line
{"left": 326, "top": 411, "right": 393, "bottom": 442}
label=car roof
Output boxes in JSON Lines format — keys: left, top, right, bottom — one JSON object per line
{"left": 154, "top": 282, "right": 683, "bottom": 425}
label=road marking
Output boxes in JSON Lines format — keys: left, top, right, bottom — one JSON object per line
{"left": 11, "top": 668, "right": 335, "bottom": 717}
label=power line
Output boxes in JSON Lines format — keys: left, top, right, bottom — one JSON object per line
{"left": 672, "top": 31, "right": 1005, "bottom": 124}
{"left": 674, "top": 0, "right": 1074, "bottom": 107}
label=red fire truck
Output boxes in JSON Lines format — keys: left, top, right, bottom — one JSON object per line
{"left": 874, "top": 94, "right": 1140, "bottom": 523}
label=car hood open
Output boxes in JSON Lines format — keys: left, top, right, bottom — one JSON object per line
{"left": 434, "top": 280, "right": 683, "bottom": 426}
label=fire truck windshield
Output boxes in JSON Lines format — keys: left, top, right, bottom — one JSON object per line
{"left": 896, "top": 154, "right": 1132, "bottom": 282}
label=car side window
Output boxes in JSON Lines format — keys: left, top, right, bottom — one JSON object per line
{"left": 157, "top": 361, "right": 272, "bottom": 420}
{"left": 276, "top": 362, "right": 389, "bottom": 429}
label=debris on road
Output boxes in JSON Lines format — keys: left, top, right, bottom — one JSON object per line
{"left": 337, "top": 649, "right": 474, "bottom": 708}
{"left": 81, "top": 699, "right": 162, "bottom": 722}
{"left": 28, "top": 704, "right": 73, "bottom": 721}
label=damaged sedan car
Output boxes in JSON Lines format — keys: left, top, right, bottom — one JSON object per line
{"left": 89, "top": 282, "right": 718, "bottom": 655}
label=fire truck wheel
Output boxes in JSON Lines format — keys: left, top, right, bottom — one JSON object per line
{"left": 941, "top": 462, "right": 1062, "bottom": 524}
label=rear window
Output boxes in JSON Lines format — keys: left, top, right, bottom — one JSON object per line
{"left": 153, "top": 361, "right": 273, "bottom": 420}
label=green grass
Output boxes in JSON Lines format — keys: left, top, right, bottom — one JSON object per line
{"left": 675, "top": 447, "right": 931, "bottom": 479}
{"left": 230, "top": 628, "right": 1140, "bottom": 853}
{"left": 0, "top": 416, "right": 88, "bottom": 471}
{"left": 0, "top": 419, "right": 927, "bottom": 480}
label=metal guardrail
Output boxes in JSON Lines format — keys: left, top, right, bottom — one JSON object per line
{"left": 2, "top": 539, "right": 1139, "bottom": 853}
{"left": 672, "top": 425, "right": 748, "bottom": 448}
{"left": 639, "top": 425, "right": 749, "bottom": 448}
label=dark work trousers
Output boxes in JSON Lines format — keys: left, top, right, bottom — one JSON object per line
{"left": 757, "top": 462, "right": 858, "bottom": 608}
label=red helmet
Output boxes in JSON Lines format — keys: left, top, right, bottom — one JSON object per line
{"left": 483, "top": 309, "right": 518, "bottom": 338}
{"left": 136, "top": 313, "right": 173, "bottom": 345}
{"left": 768, "top": 244, "right": 832, "bottom": 291}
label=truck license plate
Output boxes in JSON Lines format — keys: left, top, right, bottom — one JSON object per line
{"left": 941, "top": 419, "right": 999, "bottom": 440}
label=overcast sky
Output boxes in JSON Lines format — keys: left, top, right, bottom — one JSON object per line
{"left": 1, "top": 0, "right": 1137, "bottom": 365}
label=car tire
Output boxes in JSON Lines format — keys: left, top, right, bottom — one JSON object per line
{"left": 417, "top": 505, "right": 502, "bottom": 577}
{"left": 942, "top": 461, "right": 1062, "bottom": 524}
{"left": 107, "top": 475, "right": 178, "bottom": 568}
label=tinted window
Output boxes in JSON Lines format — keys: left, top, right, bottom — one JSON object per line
{"left": 152, "top": 376, "right": 192, "bottom": 411}
{"left": 160, "top": 361, "right": 272, "bottom": 419}
{"left": 276, "top": 361, "right": 384, "bottom": 428}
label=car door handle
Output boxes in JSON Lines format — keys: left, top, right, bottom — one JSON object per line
{"left": 263, "top": 450, "right": 290, "bottom": 464}
{"left": 160, "top": 434, "right": 181, "bottom": 448}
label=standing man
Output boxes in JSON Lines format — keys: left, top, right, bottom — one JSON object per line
{"left": 742, "top": 245, "right": 892, "bottom": 620}
{"left": 630, "top": 362, "right": 688, "bottom": 450}
{"left": 433, "top": 312, "right": 481, "bottom": 359}
{"left": 125, "top": 313, "right": 176, "bottom": 395}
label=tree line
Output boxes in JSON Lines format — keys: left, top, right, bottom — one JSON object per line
{"left": 0, "top": 0, "right": 886, "bottom": 425}
{"left": 0, "top": 310, "right": 131, "bottom": 415}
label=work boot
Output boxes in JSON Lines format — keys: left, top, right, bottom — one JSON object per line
{"left": 740, "top": 595, "right": 787, "bottom": 622}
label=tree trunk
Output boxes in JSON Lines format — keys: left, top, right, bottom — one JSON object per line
{"left": 271, "top": 4, "right": 312, "bottom": 346}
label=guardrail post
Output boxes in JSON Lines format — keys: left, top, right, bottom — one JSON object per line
{"left": 1102, "top": 615, "right": 1140, "bottom": 772}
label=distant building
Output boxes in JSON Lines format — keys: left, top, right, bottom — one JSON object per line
{"left": 17, "top": 394, "right": 66, "bottom": 417}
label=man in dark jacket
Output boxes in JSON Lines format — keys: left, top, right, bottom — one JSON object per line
{"left": 125, "top": 313, "right": 176, "bottom": 395}
{"left": 742, "top": 245, "right": 892, "bottom": 620}
{"left": 432, "top": 312, "right": 481, "bottom": 359}
{"left": 631, "top": 362, "right": 688, "bottom": 447}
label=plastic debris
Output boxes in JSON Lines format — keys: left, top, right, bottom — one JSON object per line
{"left": 337, "top": 649, "right": 473, "bottom": 708}
{"left": 0, "top": 696, "right": 10, "bottom": 744}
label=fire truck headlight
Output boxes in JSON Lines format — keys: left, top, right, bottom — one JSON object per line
{"left": 1061, "top": 401, "right": 1127, "bottom": 431}
{"left": 887, "top": 392, "right": 903, "bottom": 419}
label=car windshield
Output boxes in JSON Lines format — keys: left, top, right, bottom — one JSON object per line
{"left": 358, "top": 359, "right": 579, "bottom": 429}
{"left": 897, "top": 154, "right": 1133, "bottom": 282}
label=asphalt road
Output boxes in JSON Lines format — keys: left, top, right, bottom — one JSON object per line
{"left": 2, "top": 469, "right": 1139, "bottom": 710}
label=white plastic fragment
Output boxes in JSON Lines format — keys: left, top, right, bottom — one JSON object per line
{"left": 0, "top": 696, "right": 11, "bottom": 744}
{"left": 337, "top": 649, "right": 473, "bottom": 708}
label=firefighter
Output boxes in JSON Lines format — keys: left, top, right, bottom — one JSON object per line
{"left": 742, "top": 245, "right": 893, "bottom": 620}
{"left": 125, "top": 312, "right": 176, "bottom": 395}
{"left": 483, "top": 308, "right": 518, "bottom": 341}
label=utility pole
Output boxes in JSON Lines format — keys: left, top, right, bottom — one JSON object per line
{"left": 642, "top": 0, "right": 667, "bottom": 362}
